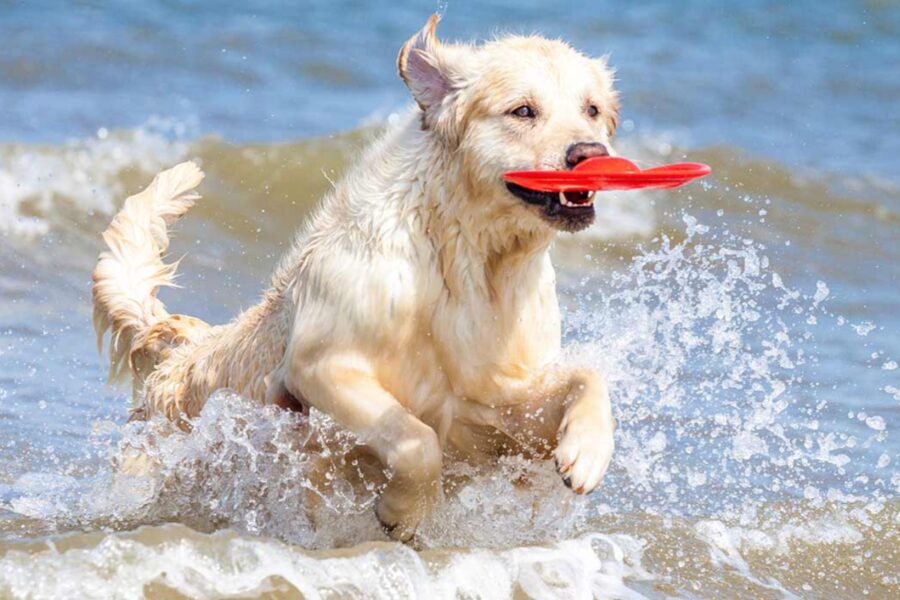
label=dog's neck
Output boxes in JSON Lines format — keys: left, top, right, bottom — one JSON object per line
{"left": 401, "top": 115, "right": 556, "bottom": 298}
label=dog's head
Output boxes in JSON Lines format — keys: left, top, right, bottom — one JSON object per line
{"left": 399, "top": 15, "right": 619, "bottom": 233}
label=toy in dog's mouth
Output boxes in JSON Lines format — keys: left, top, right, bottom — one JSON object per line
{"left": 505, "top": 157, "right": 711, "bottom": 231}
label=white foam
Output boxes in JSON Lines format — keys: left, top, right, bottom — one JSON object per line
{"left": 0, "top": 526, "right": 651, "bottom": 600}
{"left": 696, "top": 513, "right": 864, "bottom": 559}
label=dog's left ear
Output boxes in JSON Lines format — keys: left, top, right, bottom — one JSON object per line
{"left": 398, "top": 14, "right": 460, "bottom": 128}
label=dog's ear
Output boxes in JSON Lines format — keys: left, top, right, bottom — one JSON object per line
{"left": 398, "top": 15, "right": 458, "bottom": 124}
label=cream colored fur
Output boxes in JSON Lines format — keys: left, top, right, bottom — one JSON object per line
{"left": 93, "top": 15, "right": 618, "bottom": 541}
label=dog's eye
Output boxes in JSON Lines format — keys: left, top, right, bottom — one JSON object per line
{"left": 587, "top": 105, "right": 600, "bottom": 118}
{"left": 510, "top": 105, "right": 536, "bottom": 119}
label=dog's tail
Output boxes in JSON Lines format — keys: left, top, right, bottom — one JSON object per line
{"left": 92, "top": 161, "right": 206, "bottom": 390}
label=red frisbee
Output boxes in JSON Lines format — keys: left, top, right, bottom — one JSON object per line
{"left": 504, "top": 157, "right": 712, "bottom": 192}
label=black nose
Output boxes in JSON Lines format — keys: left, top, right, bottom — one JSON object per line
{"left": 565, "top": 142, "right": 610, "bottom": 167}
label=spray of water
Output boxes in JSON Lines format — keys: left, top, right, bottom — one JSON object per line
{"left": 2, "top": 213, "right": 894, "bottom": 597}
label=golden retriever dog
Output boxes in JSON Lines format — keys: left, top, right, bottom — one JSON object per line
{"left": 92, "top": 15, "right": 618, "bottom": 541}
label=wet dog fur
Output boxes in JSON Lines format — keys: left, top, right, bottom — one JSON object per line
{"left": 92, "top": 15, "right": 618, "bottom": 541}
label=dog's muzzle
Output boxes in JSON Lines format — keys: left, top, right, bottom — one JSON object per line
{"left": 506, "top": 183, "right": 597, "bottom": 232}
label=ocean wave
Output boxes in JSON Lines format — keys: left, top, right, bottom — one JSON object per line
{"left": 0, "top": 118, "right": 190, "bottom": 238}
{"left": 2, "top": 121, "right": 896, "bottom": 248}
{"left": 0, "top": 505, "right": 893, "bottom": 599}
{"left": 0, "top": 523, "right": 653, "bottom": 600}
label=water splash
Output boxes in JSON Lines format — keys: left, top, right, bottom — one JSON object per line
{"left": 563, "top": 214, "right": 892, "bottom": 520}
{"left": 1, "top": 214, "right": 895, "bottom": 597}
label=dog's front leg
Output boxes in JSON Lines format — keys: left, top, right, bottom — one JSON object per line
{"left": 502, "top": 368, "right": 615, "bottom": 494}
{"left": 283, "top": 354, "right": 442, "bottom": 542}
{"left": 553, "top": 369, "right": 615, "bottom": 494}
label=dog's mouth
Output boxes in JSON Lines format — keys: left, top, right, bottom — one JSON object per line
{"left": 506, "top": 183, "right": 596, "bottom": 232}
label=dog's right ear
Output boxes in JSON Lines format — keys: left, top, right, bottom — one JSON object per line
{"left": 398, "top": 15, "right": 457, "bottom": 123}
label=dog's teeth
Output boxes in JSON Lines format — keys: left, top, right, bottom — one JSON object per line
{"left": 558, "top": 191, "right": 595, "bottom": 208}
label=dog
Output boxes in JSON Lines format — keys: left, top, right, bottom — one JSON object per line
{"left": 92, "top": 14, "right": 618, "bottom": 541}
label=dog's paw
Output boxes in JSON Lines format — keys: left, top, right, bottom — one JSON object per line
{"left": 554, "top": 419, "right": 614, "bottom": 494}
{"left": 375, "top": 495, "right": 421, "bottom": 543}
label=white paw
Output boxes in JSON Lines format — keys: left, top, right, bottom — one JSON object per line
{"left": 554, "top": 419, "right": 614, "bottom": 494}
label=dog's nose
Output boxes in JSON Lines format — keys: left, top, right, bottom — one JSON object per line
{"left": 565, "top": 142, "right": 610, "bottom": 168}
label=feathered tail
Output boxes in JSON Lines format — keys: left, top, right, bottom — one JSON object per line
{"left": 92, "top": 161, "right": 205, "bottom": 385}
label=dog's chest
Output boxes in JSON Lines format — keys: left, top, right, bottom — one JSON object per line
{"left": 431, "top": 256, "right": 562, "bottom": 403}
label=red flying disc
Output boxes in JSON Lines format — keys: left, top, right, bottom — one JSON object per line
{"left": 504, "top": 157, "right": 712, "bottom": 192}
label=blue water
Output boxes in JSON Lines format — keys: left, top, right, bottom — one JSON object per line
{"left": 0, "top": 2, "right": 897, "bottom": 597}
{"left": 2, "top": 1, "right": 899, "bottom": 178}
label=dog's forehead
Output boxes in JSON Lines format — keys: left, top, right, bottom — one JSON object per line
{"left": 472, "top": 36, "right": 611, "bottom": 100}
